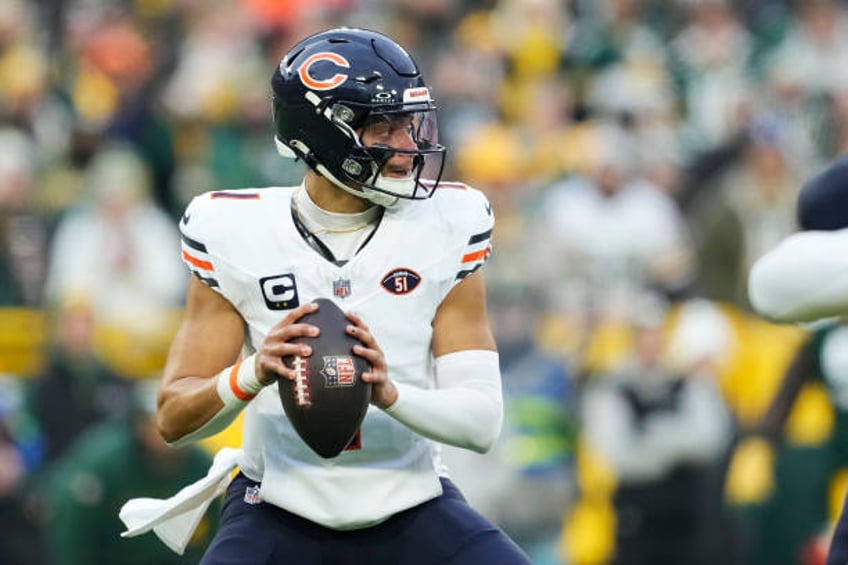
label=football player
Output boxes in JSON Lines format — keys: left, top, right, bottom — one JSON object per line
{"left": 748, "top": 156, "right": 848, "bottom": 322}
{"left": 749, "top": 154, "right": 848, "bottom": 565}
{"left": 123, "top": 28, "right": 531, "bottom": 564}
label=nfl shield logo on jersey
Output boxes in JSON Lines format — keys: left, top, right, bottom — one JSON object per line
{"left": 244, "top": 485, "right": 261, "bottom": 505}
{"left": 333, "top": 278, "right": 351, "bottom": 298}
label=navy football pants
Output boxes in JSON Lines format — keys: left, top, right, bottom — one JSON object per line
{"left": 201, "top": 473, "right": 532, "bottom": 564}
{"left": 829, "top": 492, "right": 848, "bottom": 565}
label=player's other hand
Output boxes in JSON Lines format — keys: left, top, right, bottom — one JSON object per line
{"left": 346, "top": 311, "right": 398, "bottom": 409}
{"left": 257, "top": 302, "right": 320, "bottom": 385}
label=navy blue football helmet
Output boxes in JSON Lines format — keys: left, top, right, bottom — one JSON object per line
{"left": 271, "top": 28, "right": 446, "bottom": 207}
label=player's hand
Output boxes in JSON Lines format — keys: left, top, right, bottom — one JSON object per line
{"left": 256, "top": 302, "right": 320, "bottom": 384}
{"left": 346, "top": 311, "right": 397, "bottom": 409}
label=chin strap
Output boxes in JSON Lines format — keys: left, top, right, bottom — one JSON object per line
{"left": 316, "top": 163, "right": 400, "bottom": 208}
{"left": 373, "top": 174, "right": 416, "bottom": 201}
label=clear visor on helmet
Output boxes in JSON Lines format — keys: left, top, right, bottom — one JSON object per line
{"left": 352, "top": 109, "right": 445, "bottom": 199}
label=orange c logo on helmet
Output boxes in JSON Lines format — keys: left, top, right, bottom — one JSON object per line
{"left": 298, "top": 52, "right": 350, "bottom": 91}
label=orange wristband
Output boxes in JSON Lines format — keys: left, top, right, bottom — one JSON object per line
{"left": 216, "top": 355, "right": 261, "bottom": 405}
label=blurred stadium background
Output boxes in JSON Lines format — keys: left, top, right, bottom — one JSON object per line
{"left": 1, "top": 0, "right": 847, "bottom": 563}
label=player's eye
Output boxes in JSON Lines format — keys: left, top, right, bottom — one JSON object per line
{"left": 365, "top": 114, "right": 416, "bottom": 139}
{"left": 367, "top": 122, "right": 392, "bottom": 139}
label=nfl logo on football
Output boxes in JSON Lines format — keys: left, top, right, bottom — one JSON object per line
{"left": 321, "top": 356, "right": 356, "bottom": 387}
{"left": 333, "top": 278, "right": 351, "bottom": 298}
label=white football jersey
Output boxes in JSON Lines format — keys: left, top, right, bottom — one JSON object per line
{"left": 178, "top": 182, "right": 494, "bottom": 528}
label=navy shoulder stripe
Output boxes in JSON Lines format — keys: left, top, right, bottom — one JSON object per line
{"left": 455, "top": 263, "right": 482, "bottom": 281}
{"left": 468, "top": 229, "right": 492, "bottom": 245}
{"left": 180, "top": 232, "right": 207, "bottom": 252}
{"left": 192, "top": 271, "right": 219, "bottom": 287}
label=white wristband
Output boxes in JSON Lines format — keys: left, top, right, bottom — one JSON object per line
{"left": 216, "top": 354, "right": 261, "bottom": 405}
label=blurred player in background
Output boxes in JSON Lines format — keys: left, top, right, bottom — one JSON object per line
{"left": 43, "top": 379, "right": 217, "bottom": 565}
{"left": 120, "top": 27, "right": 530, "bottom": 564}
{"left": 749, "top": 154, "right": 848, "bottom": 565}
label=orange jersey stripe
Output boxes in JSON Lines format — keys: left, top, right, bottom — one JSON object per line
{"left": 229, "top": 361, "right": 256, "bottom": 401}
{"left": 461, "top": 248, "right": 490, "bottom": 263}
{"left": 182, "top": 250, "right": 214, "bottom": 271}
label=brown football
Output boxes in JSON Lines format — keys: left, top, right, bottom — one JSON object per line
{"left": 279, "top": 298, "right": 372, "bottom": 458}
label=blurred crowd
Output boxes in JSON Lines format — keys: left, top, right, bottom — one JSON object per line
{"left": 1, "top": 0, "right": 848, "bottom": 563}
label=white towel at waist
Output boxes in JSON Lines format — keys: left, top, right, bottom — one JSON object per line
{"left": 118, "top": 447, "right": 242, "bottom": 555}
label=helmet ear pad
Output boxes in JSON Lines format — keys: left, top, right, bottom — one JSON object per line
{"left": 273, "top": 98, "right": 380, "bottom": 191}
{"left": 347, "top": 144, "right": 393, "bottom": 182}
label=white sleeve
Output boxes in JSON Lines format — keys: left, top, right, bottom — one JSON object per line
{"left": 748, "top": 229, "right": 848, "bottom": 322}
{"left": 383, "top": 350, "right": 503, "bottom": 454}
